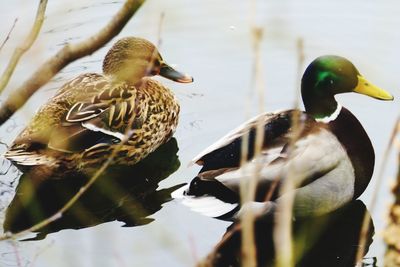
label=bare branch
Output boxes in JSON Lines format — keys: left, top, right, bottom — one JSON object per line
{"left": 0, "top": 0, "right": 47, "bottom": 93}
{"left": 0, "top": 18, "right": 18, "bottom": 53}
{"left": 0, "top": 143, "right": 118, "bottom": 240}
{"left": 0, "top": 0, "right": 145, "bottom": 126}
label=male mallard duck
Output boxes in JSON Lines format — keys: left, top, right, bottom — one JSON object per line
{"left": 173, "top": 55, "right": 393, "bottom": 219}
{"left": 5, "top": 37, "right": 193, "bottom": 171}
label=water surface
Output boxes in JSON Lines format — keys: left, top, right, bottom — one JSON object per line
{"left": 0, "top": 1, "right": 399, "bottom": 266}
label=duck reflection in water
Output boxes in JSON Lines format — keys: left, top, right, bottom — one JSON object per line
{"left": 204, "top": 200, "right": 375, "bottom": 267}
{"left": 3, "top": 138, "right": 181, "bottom": 240}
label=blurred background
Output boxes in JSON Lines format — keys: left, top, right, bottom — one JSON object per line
{"left": 0, "top": 0, "right": 399, "bottom": 266}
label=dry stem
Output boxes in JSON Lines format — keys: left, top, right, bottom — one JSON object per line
{"left": 239, "top": 26, "right": 265, "bottom": 267}
{"left": 273, "top": 38, "right": 305, "bottom": 267}
{"left": 384, "top": 130, "right": 400, "bottom": 266}
{"left": 355, "top": 115, "right": 400, "bottom": 264}
{"left": 0, "top": 0, "right": 47, "bottom": 93}
{"left": 1, "top": 140, "right": 120, "bottom": 241}
{"left": 382, "top": 118, "right": 400, "bottom": 267}
{"left": 0, "top": 0, "right": 145, "bottom": 126}
{"left": 0, "top": 109, "right": 144, "bottom": 241}
{"left": 0, "top": 18, "right": 18, "bottom": 53}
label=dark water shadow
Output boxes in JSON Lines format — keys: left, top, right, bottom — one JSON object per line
{"left": 3, "top": 138, "right": 181, "bottom": 240}
{"left": 205, "top": 200, "right": 375, "bottom": 267}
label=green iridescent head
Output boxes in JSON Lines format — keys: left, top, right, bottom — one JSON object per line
{"left": 301, "top": 55, "right": 393, "bottom": 119}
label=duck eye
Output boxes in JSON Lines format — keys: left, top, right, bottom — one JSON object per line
{"left": 150, "top": 64, "right": 161, "bottom": 75}
{"left": 150, "top": 68, "right": 159, "bottom": 75}
{"left": 147, "top": 60, "right": 161, "bottom": 76}
{"left": 319, "top": 77, "right": 334, "bottom": 87}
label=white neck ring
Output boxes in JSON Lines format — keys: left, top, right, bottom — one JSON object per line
{"left": 315, "top": 103, "right": 342, "bottom": 123}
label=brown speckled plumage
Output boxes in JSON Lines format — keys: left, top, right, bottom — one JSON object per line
{"left": 5, "top": 37, "right": 192, "bottom": 171}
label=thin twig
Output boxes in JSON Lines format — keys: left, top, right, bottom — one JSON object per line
{"left": 0, "top": 146, "right": 115, "bottom": 240}
{"left": 0, "top": 108, "right": 142, "bottom": 241}
{"left": 156, "top": 12, "right": 165, "bottom": 48}
{"left": 147, "top": 13, "right": 165, "bottom": 82}
{"left": 355, "top": 115, "right": 400, "bottom": 264}
{"left": 238, "top": 1, "right": 266, "bottom": 265}
{"left": 0, "top": 0, "right": 146, "bottom": 241}
{"left": 240, "top": 26, "right": 264, "bottom": 267}
{"left": 0, "top": 0, "right": 145, "bottom": 126}
{"left": 0, "top": 0, "right": 47, "bottom": 93}
{"left": 11, "top": 241, "right": 22, "bottom": 267}
{"left": 384, "top": 133, "right": 400, "bottom": 266}
{"left": 0, "top": 18, "right": 18, "bottom": 53}
{"left": 273, "top": 38, "right": 304, "bottom": 267}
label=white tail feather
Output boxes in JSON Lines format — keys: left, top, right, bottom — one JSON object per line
{"left": 4, "top": 150, "right": 58, "bottom": 166}
{"left": 172, "top": 184, "right": 238, "bottom": 218}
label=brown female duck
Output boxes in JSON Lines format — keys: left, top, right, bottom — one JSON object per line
{"left": 5, "top": 37, "right": 193, "bottom": 171}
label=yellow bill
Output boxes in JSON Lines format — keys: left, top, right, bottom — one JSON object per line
{"left": 354, "top": 75, "right": 394, "bottom": 100}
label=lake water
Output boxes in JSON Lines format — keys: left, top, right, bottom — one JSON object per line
{"left": 0, "top": 0, "right": 399, "bottom": 266}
